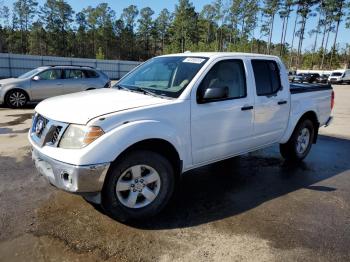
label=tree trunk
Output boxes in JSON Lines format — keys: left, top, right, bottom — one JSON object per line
{"left": 289, "top": 8, "right": 299, "bottom": 68}
{"left": 267, "top": 14, "right": 275, "bottom": 55}
{"left": 321, "top": 23, "right": 331, "bottom": 69}
{"left": 279, "top": 16, "right": 286, "bottom": 56}
{"left": 329, "top": 2, "right": 343, "bottom": 69}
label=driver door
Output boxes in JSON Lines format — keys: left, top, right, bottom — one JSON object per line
{"left": 30, "top": 69, "right": 64, "bottom": 100}
{"left": 191, "top": 59, "right": 255, "bottom": 165}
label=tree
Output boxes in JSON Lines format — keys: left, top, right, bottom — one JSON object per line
{"left": 121, "top": 5, "right": 139, "bottom": 59}
{"left": 279, "top": 0, "right": 294, "bottom": 56}
{"left": 28, "top": 20, "right": 47, "bottom": 55}
{"left": 138, "top": 7, "right": 154, "bottom": 58}
{"left": 12, "top": 0, "right": 38, "bottom": 53}
{"left": 295, "top": 0, "right": 318, "bottom": 69}
{"left": 329, "top": 0, "right": 346, "bottom": 68}
{"left": 261, "top": 0, "right": 281, "bottom": 54}
{"left": 156, "top": 8, "right": 172, "bottom": 53}
{"left": 170, "top": 0, "right": 198, "bottom": 52}
{"left": 200, "top": 4, "right": 216, "bottom": 44}
{"left": 40, "top": 0, "right": 74, "bottom": 56}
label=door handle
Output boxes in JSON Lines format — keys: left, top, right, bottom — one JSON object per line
{"left": 241, "top": 105, "right": 254, "bottom": 111}
{"left": 278, "top": 100, "right": 287, "bottom": 105}
{"left": 56, "top": 83, "right": 63, "bottom": 86}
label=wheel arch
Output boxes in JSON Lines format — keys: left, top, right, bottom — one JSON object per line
{"left": 5, "top": 88, "right": 30, "bottom": 101}
{"left": 112, "top": 138, "right": 183, "bottom": 180}
{"left": 281, "top": 110, "right": 320, "bottom": 144}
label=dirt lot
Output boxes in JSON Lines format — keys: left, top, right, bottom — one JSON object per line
{"left": 1, "top": 85, "right": 350, "bottom": 262}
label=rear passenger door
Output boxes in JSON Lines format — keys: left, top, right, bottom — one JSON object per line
{"left": 251, "top": 59, "right": 290, "bottom": 146}
{"left": 62, "top": 69, "right": 87, "bottom": 94}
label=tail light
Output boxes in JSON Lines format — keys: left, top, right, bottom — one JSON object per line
{"left": 331, "top": 90, "right": 335, "bottom": 110}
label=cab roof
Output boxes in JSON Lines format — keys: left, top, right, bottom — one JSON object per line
{"left": 160, "top": 52, "right": 280, "bottom": 60}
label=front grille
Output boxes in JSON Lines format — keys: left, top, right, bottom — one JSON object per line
{"left": 31, "top": 113, "right": 68, "bottom": 147}
{"left": 51, "top": 126, "right": 62, "bottom": 144}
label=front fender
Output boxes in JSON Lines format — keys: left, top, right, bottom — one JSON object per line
{"left": 39, "top": 120, "right": 191, "bottom": 167}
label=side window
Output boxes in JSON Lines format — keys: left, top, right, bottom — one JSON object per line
{"left": 251, "top": 60, "right": 281, "bottom": 96}
{"left": 84, "top": 70, "right": 99, "bottom": 78}
{"left": 64, "top": 69, "right": 84, "bottom": 79}
{"left": 38, "top": 69, "right": 62, "bottom": 80}
{"left": 197, "top": 59, "right": 246, "bottom": 101}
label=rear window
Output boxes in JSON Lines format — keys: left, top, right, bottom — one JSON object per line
{"left": 331, "top": 72, "right": 343, "bottom": 76}
{"left": 251, "top": 60, "right": 281, "bottom": 96}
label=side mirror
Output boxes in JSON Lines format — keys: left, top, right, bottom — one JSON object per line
{"left": 32, "top": 75, "right": 40, "bottom": 81}
{"left": 199, "top": 86, "right": 229, "bottom": 103}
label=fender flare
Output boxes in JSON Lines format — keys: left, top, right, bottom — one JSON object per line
{"left": 77, "top": 120, "right": 191, "bottom": 167}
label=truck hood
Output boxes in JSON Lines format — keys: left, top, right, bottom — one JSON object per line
{"left": 35, "top": 89, "right": 168, "bottom": 124}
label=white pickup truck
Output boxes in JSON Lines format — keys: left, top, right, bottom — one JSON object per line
{"left": 29, "top": 52, "right": 334, "bottom": 221}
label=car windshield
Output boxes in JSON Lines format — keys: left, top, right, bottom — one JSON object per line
{"left": 114, "top": 56, "right": 208, "bottom": 98}
{"left": 331, "top": 72, "right": 343, "bottom": 76}
{"left": 18, "top": 68, "right": 43, "bottom": 79}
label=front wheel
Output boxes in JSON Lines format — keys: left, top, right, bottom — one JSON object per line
{"left": 5, "top": 89, "right": 28, "bottom": 108}
{"left": 280, "top": 119, "right": 315, "bottom": 161}
{"left": 102, "top": 150, "right": 175, "bottom": 222}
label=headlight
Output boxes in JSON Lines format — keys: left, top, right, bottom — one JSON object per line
{"left": 59, "top": 124, "right": 104, "bottom": 149}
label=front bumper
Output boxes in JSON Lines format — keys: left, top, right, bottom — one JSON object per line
{"left": 32, "top": 148, "right": 110, "bottom": 193}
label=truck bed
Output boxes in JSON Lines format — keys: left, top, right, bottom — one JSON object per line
{"left": 290, "top": 83, "right": 333, "bottom": 127}
{"left": 290, "top": 83, "right": 332, "bottom": 94}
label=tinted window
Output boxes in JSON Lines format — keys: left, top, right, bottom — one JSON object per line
{"left": 38, "top": 69, "right": 62, "bottom": 80}
{"left": 84, "top": 70, "right": 99, "bottom": 78}
{"left": 251, "top": 60, "right": 281, "bottom": 96}
{"left": 198, "top": 59, "right": 246, "bottom": 100}
{"left": 331, "top": 72, "right": 343, "bottom": 76}
{"left": 64, "top": 69, "right": 84, "bottom": 79}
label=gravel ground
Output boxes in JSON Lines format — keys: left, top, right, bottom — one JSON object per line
{"left": 0, "top": 85, "right": 350, "bottom": 262}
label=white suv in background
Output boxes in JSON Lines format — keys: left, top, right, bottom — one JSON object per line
{"left": 328, "top": 69, "right": 350, "bottom": 84}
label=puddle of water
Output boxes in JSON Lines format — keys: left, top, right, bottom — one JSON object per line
{"left": 0, "top": 127, "right": 29, "bottom": 135}
{"left": 0, "top": 113, "right": 33, "bottom": 127}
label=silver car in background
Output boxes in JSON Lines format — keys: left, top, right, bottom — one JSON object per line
{"left": 0, "top": 65, "right": 110, "bottom": 108}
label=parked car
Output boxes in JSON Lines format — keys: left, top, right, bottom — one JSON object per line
{"left": 328, "top": 69, "right": 350, "bottom": 84}
{"left": 0, "top": 65, "right": 110, "bottom": 108}
{"left": 315, "top": 74, "right": 330, "bottom": 83}
{"left": 288, "top": 71, "right": 297, "bottom": 82}
{"left": 294, "top": 73, "right": 320, "bottom": 83}
{"left": 292, "top": 73, "right": 306, "bottom": 83}
{"left": 29, "top": 53, "right": 334, "bottom": 221}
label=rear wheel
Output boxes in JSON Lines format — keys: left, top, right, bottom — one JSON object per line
{"left": 102, "top": 150, "right": 175, "bottom": 222}
{"left": 280, "top": 119, "right": 315, "bottom": 161}
{"left": 5, "top": 89, "right": 28, "bottom": 108}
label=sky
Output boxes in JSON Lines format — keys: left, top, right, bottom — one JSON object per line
{"left": 4, "top": 0, "right": 350, "bottom": 52}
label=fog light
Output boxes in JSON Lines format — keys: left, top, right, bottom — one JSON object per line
{"left": 61, "top": 171, "right": 72, "bottom": 188}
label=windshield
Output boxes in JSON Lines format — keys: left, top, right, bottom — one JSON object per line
{"left": 115, "top": 56, "right": 208, "bottom": 98}
{"left": 18, "top": 68, "right": 43, "bottom": 79}
{"left": 331, "top": 72, "right": 343, "bottom": 76}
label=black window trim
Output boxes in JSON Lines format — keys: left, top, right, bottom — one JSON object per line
{"left": 196, "top": 58, "right": 248, "bottom": 104}
{"left": 251, "top": 59, "right": 282, "bottom": 97}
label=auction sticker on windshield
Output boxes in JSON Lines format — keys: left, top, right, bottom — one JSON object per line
{"left": 183, "top": 57, "right": 206, "bottom": 64}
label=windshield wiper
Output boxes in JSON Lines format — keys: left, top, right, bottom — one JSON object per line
{"left": 135, "top": 87, "right": 160, "bottom": 97}
{"left": 116, "top": 84, "right": 131, "bottom": 92}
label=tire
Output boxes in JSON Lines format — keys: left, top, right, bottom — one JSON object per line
{"left": 5, "top": 89, "right": 28, "bottom": 108}
{"left": 280, "top": 119, "right": 315, "bottom": 162}
{"left": 102, "top": 150, "right": 175, "bottom": 222}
